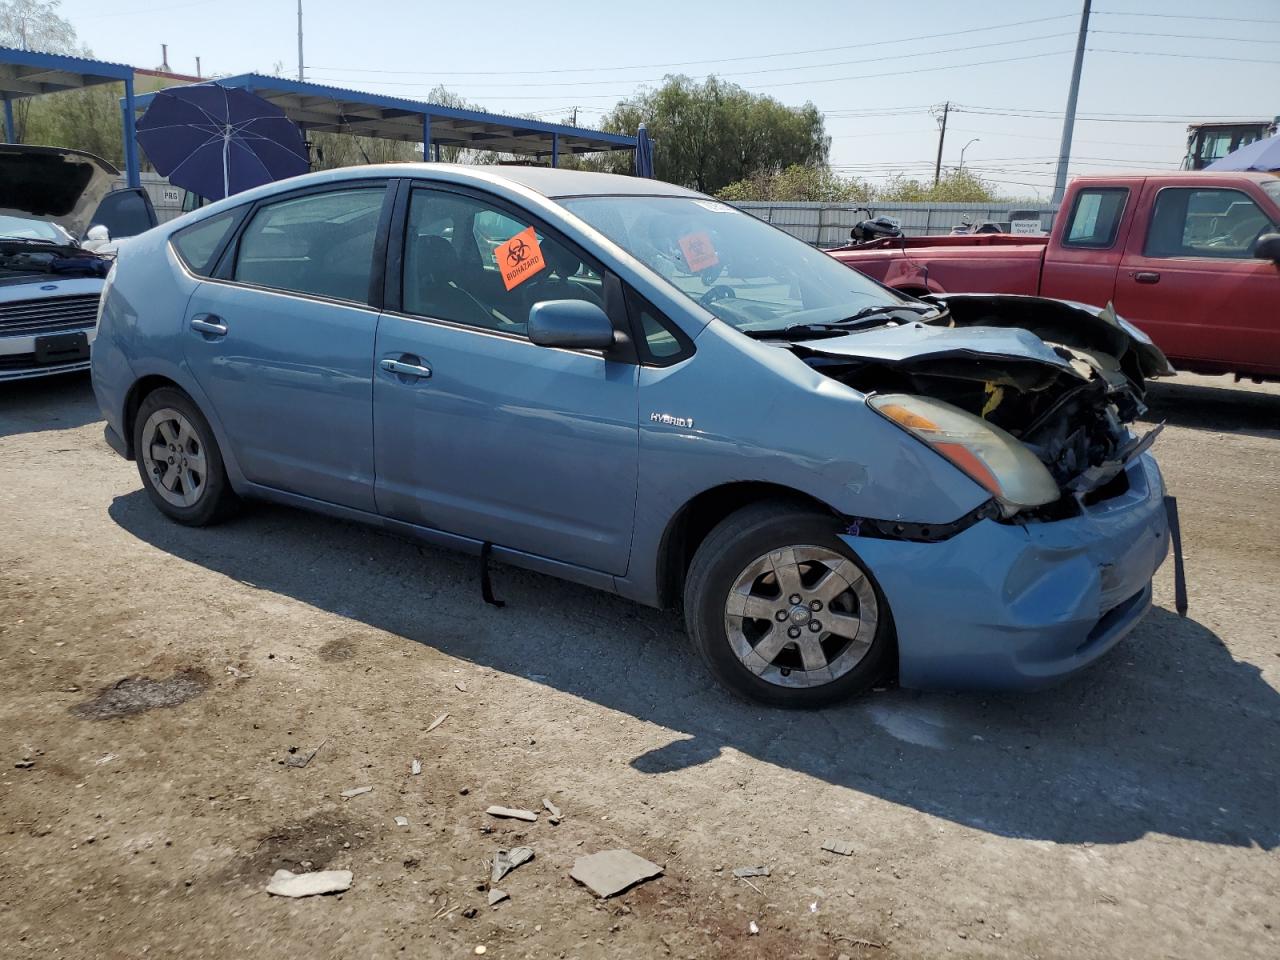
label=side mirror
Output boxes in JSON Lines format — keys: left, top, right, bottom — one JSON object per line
{"left": 85, "top": 224, "right": 110, "bottom": 242}
{"left": 528, "top": 300, "right": 616, "bottom": 350}
{"left": 1254, "top": 233, "right": 1280, "bottom": 263}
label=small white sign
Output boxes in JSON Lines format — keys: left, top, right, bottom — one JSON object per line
{"left": 1010, "top": 219, "right": 1043, "bottom": 235}
{"left": 162, "top": 188, "right": 182, "bottom": 203}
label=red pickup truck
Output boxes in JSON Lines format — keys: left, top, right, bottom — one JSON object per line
{"left": 830, "top": 173, "right": 1280, "bottom": 380}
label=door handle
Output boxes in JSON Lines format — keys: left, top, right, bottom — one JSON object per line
{"left": 190, "top": 314, "right": 228, "bottom": 336}
{"left": 380, "top": 357, "right": 432, "bottom": 379}
{"left": 1132, "top": 271, "right": 1161, "bottom": 285}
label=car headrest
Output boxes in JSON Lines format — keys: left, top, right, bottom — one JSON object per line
{"left": 416, "top": 235, "right": 459, "bottom": 283}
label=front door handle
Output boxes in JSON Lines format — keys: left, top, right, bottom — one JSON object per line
{"left": 380, "top": 357, "right": 432, "bottom": 379}
{"left": 1133, "top": 271, "right": 1161, "bottom": 284}
{"left": 190, "top": 314, "right": 228, "bottom": 336}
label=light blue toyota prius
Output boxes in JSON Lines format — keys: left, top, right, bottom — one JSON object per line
{"left": 92, "top": 165, "right": 1177, "bottom": 707}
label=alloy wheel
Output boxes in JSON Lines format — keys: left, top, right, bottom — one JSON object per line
{"left": 139, "top": 408, "right": 208, "bottom": 508}
{"left": 723, "top": 545, "right": 879, "bottom": 689}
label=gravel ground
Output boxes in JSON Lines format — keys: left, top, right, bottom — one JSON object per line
{"left": 1, "top": 371, "right": 1277, "bottom": 960}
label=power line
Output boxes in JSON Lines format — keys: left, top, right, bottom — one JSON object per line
{"left": 308, "top": 13, "right": 1077, "bottom": 77}
{"left": 1086, "top": 47, "right": 1278, "bottom": 65}
{"left": 1093, "top": 10, "right": 1280, "bottom": 26}
{"left": 1094, "top": 29, "right": 1280, "bottom": 44}
{"left": 309, "top": 32, "right": 1075, "bottom": 92}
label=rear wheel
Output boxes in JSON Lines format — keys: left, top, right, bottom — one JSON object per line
{"left": 133, "top": 387, "right": 238, "bottom": 526}
{"left": 684, "top": 502, "right": 892, "bottom": 707}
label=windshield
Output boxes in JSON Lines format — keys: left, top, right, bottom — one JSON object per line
{"left": 0, "top": 215, "right": 70, "bottom": 244}
{"left": 561, "top": 195, "right": 914, "bottom": 332}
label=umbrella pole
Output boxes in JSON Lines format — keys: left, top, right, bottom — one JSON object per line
{"left": 223, "top": 128, "right": 231, "bottom": 199}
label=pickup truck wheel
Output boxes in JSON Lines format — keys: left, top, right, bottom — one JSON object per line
{"left": 684, "top": 502, "right": 892, "bottom": 707}
{"left": 133, "top": 387, "right": 239, "bottom": 526}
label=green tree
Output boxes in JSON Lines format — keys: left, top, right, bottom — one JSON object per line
{"left": 1, "top": 0, "right": 90, "bottom": 143}
{"left": 587, "top": 75, "right": 829, "bottom": 193}
{"left": 717, "top": 164, "right": 876, "bottom": 203}
{"left": 875, "top": 168, "right": 1001, "bottom": 203}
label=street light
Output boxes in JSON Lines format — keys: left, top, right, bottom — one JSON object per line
{"left": 959, "top": 138, "right": 980, "bottom": 172}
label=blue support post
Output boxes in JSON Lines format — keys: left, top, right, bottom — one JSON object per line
{"left": 423, "top": 114, "right": 432, "bottom": 162}
{"left": 121, "top": 76, "right": 140, "bottom": 187}
{"left": 551, "top": 132, "right": 559, "bottom": 168}
{"left": 2, "top": 96, "right": 14, "bottom": 143}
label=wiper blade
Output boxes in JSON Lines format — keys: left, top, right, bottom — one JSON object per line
{"left": 746, "top": 303, "right": 945, "bottom": 341}
{"left": 0, "top": 235, "right": 58, "bottom": 245}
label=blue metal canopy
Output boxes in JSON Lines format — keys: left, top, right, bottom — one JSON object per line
{"left": 0, "top": 46, "right": 140, "bottom": 186}
{"left": 128, "top": 74, "right": 637, "bottom": 167}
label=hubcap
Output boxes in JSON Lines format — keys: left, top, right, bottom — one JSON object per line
{"left": 140, "top": 408, "right": 207, "bottom": 508}
{"left": 723, "top": 545, "right": 878, "bottom": 689}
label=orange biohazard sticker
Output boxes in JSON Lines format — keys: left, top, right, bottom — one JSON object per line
{"left": 495, "top": 226, "right": 546, "bottom": 291}
{"left": 678, "top": 231, "right": 719, "bottom": 273}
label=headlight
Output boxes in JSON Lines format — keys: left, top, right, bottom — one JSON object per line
{"left": 868, "top": 393, "right": 1060, "bottom": 514}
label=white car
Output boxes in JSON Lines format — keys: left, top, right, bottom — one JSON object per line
{"left": 0, "top": 145, "right": 156, "bottom": 381}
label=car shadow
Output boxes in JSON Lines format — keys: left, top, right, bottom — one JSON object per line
{"left": 108, "top": 489, "right": 1280, "bottom": 850}
{"left": 0, "top": 372, "right": 100, "bottom": 439}
{"left": 1144, "top": 377, "right": 1280, "bottom": 440}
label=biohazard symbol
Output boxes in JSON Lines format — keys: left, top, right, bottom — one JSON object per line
{"left": 495, "top": 226, "right": 546, "bottom": 290}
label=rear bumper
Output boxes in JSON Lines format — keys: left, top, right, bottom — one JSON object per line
{"left": 844, "top": 453, "right": 1170, "bottom": 691}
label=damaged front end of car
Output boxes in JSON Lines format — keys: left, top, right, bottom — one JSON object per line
{"left": 794, "top": 294, "right": 1174, "bottom": 522}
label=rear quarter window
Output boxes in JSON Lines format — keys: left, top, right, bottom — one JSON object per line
{"left": 1062, "top": 188, "right": 1129, "bottom": 249}
{"left": 171, "top": 210, "right": 240, "bottom": 276}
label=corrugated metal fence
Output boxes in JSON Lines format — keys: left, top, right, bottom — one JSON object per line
{"left": 730, "top": 201, "right": 1060, "bottom": 247}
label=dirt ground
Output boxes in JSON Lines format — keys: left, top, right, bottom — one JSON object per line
{"left": 1, "top": 371, "right": 1277, "bottom": 960}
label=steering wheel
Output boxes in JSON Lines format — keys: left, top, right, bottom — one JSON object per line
{"left": 699, "top": 284, "right": 737, "bottom": 307}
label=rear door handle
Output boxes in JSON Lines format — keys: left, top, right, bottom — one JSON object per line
{"left": 380, "top": 357, "right": 432, "bottom": 379}
{"left": 190, "top": 314, "right": 228, "bottom": 336}
{"left": 1132, "top": 271, "right": 1161, "bottom": 284}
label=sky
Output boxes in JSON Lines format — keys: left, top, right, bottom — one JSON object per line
{"left": 53, "top": 0, "right": 1280, "bottom": 200}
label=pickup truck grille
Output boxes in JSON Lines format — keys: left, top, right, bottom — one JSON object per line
{"left": 0, "top": 294, "right": 100, "bottom": 337}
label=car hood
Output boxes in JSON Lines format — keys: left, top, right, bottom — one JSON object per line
{"left": 790, "top": 294, "right": 1173, "bottom": 389}
{"left": 0, "top": 145, "right": 119, "bottom": 238}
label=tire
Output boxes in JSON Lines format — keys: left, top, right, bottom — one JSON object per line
{"left": 132, "top": 387, "right": 239, "bottom": 526}
{"left": 683, "top": 501, "right": 892, "bottom": 708}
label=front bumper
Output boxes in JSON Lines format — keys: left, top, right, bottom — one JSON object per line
{"left": 844, "top": 452, "right": 1171, "bottom": 691}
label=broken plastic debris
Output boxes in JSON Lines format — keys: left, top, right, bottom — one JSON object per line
{"left": 490, "top": 846, "right": 534, "bottom": 883}
{"left": 455, "top": 681, "right": 468, "bottom": 693}
{"left": 570, "top": 849, "right": 663, "bottom": 898}
{"left": 486, "top": 805, "right": 537, "bottom": 822}
{"left": 285, "top": 738, "right": 326, "bottom": 768}
{"left": 733, "top": 866, "right": 770, "bottom": 879}
{"left": 809, "top": 901, "right": 819, "bottom": 913}
{"left": 394, "top": 816, "right": 409, "bottom": 827}
{"left": 341, "top": 785, "right": 373, "bottom": 799}
{"left": 266, "top": 868, "right": 352, "bottom": 898}
{"left": 748, "top": 920, "right": 760, "bottom": 935}
{"left": 822, "top": 839, "right": 855, "bottom": 856}
{"left": 225, "top": 665, "right": 252, "bottom": 679}
{"left": 487, "top": 888, "right": 509, "bottom": 906}
{"left": 411, "top": 759, "right": 422, "bottom": 776}
{"left": 427, "top": 713, "right": 449, "bottom": 733}
{"left": 542, "top": 798, "right": 562, "bottom": 823}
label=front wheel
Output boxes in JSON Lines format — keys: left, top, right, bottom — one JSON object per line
{"left": 684, "top": 502, "right": 892, "bottom": 707}
{"left": 133, "top": 387, "right": 239, "bottom": 526}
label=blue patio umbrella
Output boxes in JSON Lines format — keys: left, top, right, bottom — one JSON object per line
{"left": 136, "top": 83, "right": 309, "bottom": 201}
{"left": 635, "top": 122, "right": 654, "bottom": 178}
{"left": 1205, "top": 132, "right": 1280, "bottom": 172}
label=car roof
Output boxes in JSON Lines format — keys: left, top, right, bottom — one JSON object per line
{"left": 417, "top": 164, "right": 704, "bottom": 199}
{"left": 1071, "top": 171, "right": 1278, "bottom": 186}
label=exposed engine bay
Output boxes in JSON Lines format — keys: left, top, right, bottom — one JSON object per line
{"left": 0, "top": 239, "right": 111, "bottom": 285}
{"left": 791, "top": 294, "right": 1174, "bottom": 507}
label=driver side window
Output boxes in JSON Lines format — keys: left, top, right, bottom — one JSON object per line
{"left": 402, "top": 188, "right": 605, "bottom": 335}
{"left": 1144, "top": 188, "right": 1274, "bottom": 259}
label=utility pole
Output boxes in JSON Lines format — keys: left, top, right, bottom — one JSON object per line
{"left": 933, "top": 101, "right": 950, "bottom": 186}
{"left": 571, "top": 106, "right": 578, "bottom": 126}
{"left": 1053, "top": 0, "right": 1092, "bottom": 204}
{"left": 297, "top": 1, "right": 305, "bottom": 81}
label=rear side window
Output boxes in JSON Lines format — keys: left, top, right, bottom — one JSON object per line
{"left": 1063, "top": 188, "right": 1129, "bottom": 249}
{"left": 233, "top": 187, "right": 385, "bottom": 304}
{"left": 172, "top": 210, "right": 239, "bottom": 276}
